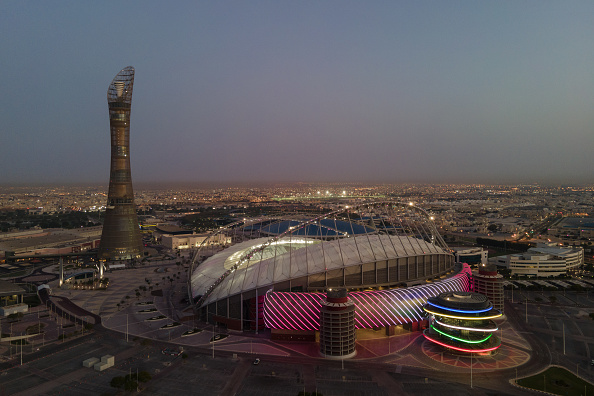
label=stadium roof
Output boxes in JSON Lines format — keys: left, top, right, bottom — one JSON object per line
{"left": 191, "top": 234, "right": 447, "bottom": 306}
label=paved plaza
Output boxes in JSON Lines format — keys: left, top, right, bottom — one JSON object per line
{"left": 4, "top": 260, "right": 594, "bottom": 394}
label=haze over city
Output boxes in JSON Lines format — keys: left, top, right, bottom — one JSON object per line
{"left": 2, "top": 1, "right": 593, "bottom": 186}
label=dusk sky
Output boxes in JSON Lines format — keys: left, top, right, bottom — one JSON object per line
{"left": 2, "top": 1, "right": 594, "bottom": 186}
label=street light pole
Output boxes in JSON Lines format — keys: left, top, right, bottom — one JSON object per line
{"left": 470, "top": 352, "right": 473, "bottom": 388}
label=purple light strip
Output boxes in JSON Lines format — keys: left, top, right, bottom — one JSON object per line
{"left": 352, "top": 293, "right": 393, "bottom": 326}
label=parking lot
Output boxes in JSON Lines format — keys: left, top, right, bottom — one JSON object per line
{"left": 505, "top": 287, "right": 594, "bottom": 380}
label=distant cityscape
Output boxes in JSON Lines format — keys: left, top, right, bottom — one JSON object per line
{"left": 2, "top": 182, "right": 593, "bottom": 242}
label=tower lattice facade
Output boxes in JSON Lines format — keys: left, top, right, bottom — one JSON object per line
{"left": 98, "top": 66, "right": 143, "bottom": 261}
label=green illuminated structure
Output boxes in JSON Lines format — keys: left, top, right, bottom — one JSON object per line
{"left": 423, "top": 291, "right": 501, "bottom": 354}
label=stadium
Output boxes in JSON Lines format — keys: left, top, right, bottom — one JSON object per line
{"left": 188, "top": 201, "right": 471, "bottom": 335}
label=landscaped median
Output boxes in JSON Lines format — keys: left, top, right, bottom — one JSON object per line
{"left": 514, "top": 365, "right": 594, "bottom": 395}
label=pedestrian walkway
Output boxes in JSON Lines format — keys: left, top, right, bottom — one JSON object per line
{"left": 422, "top": 340, "right": 530, "bottom": 370}
{"left": 50, "top": 265, "right": 171, "bottom": 317}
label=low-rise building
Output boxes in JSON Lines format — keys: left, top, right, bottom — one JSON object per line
{"left": 0, "top": 280, "right": 28, "bottom": 316}
{"left": 494, "top": 242, "right": 583, "bottom": 277}
{"left": 453, "top": 247, "right": 488, "bottom": 266}
{"left": 161, "top": 233, "right": 230, "bottom": 250}
{"left": 0, "top": 227, "right": 101, "bottom": 258}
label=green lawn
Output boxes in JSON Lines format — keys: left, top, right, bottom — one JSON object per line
{"left": 518, "top": 366, "right": 594, "bottom": 396}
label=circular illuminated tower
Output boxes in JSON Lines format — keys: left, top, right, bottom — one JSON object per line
{"left": 319, "top": 289, "right": 356, "bottom": 359}
{"left": 473, "top": 264, "right": 504, "bottom": 313}
{"left": 98, "top": 66, "right": 143, "bottom": 261}
{"left": 423, "top": 291, "right": 501, "bottom": 354}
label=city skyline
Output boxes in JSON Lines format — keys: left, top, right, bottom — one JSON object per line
{"left": 2, "top": 2, "right": 594, "bottom": 185}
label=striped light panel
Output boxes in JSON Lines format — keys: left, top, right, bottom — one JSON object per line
{"left": 263, "top": 264, "right": 472, "bottom": 330}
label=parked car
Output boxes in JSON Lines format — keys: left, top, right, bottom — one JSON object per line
{"left": 161, "top": 348, "right": 181, "bottom": 356}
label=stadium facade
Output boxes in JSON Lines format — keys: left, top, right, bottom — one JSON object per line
{"left": 98, "top": 66, "right": 143, "bottom": 261}
{"left": 189, "top": 202, "right": 472, "bottom": 335}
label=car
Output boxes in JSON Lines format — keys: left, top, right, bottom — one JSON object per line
{"left": 253, "top": 358, "right": 260, "bottom": 365}
{"left": 161, "top": 348, "right": 182, "bottom": 356}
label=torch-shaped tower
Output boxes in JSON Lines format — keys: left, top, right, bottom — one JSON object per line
{"left": 98, "top": 66, "right": 143, "bottom": 261}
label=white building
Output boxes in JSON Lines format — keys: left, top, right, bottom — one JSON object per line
{"left": 453, "top": 247, "right": 488, "bottom": 266}
{"left": 495, "top": 243, "right": 583, "bottom": 277}
{"left": 161, "top": 233, "right": 230, "bottom": 250}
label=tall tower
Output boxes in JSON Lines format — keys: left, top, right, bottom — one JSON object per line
{"left": 98, "top": 66, "right": 143, "bottom": 261}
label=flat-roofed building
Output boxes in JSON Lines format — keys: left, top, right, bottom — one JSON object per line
{"left": 453, "top": 247, "right": 488, "bottom": 266}
{"left": 548, "top": 217, "right": 594, "bottom": 239}
{"left": 0, "top": 227, "right": 101, "bottom": 258}
{"left": 0, "top": 280, "right": 28, "bottom": 316}
{"left": 161, "top": 233, "right": 229, "bottom": 250}
{"left": 495, "top": 243, "right": 583, "bottom": 277}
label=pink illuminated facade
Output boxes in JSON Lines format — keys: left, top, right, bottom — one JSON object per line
{"left": 264, "top": 263, "right": 472, "bottom": 331}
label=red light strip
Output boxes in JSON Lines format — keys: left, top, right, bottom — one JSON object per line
{"left": 422, "top": 333, "right": 500, "bottom": 353}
